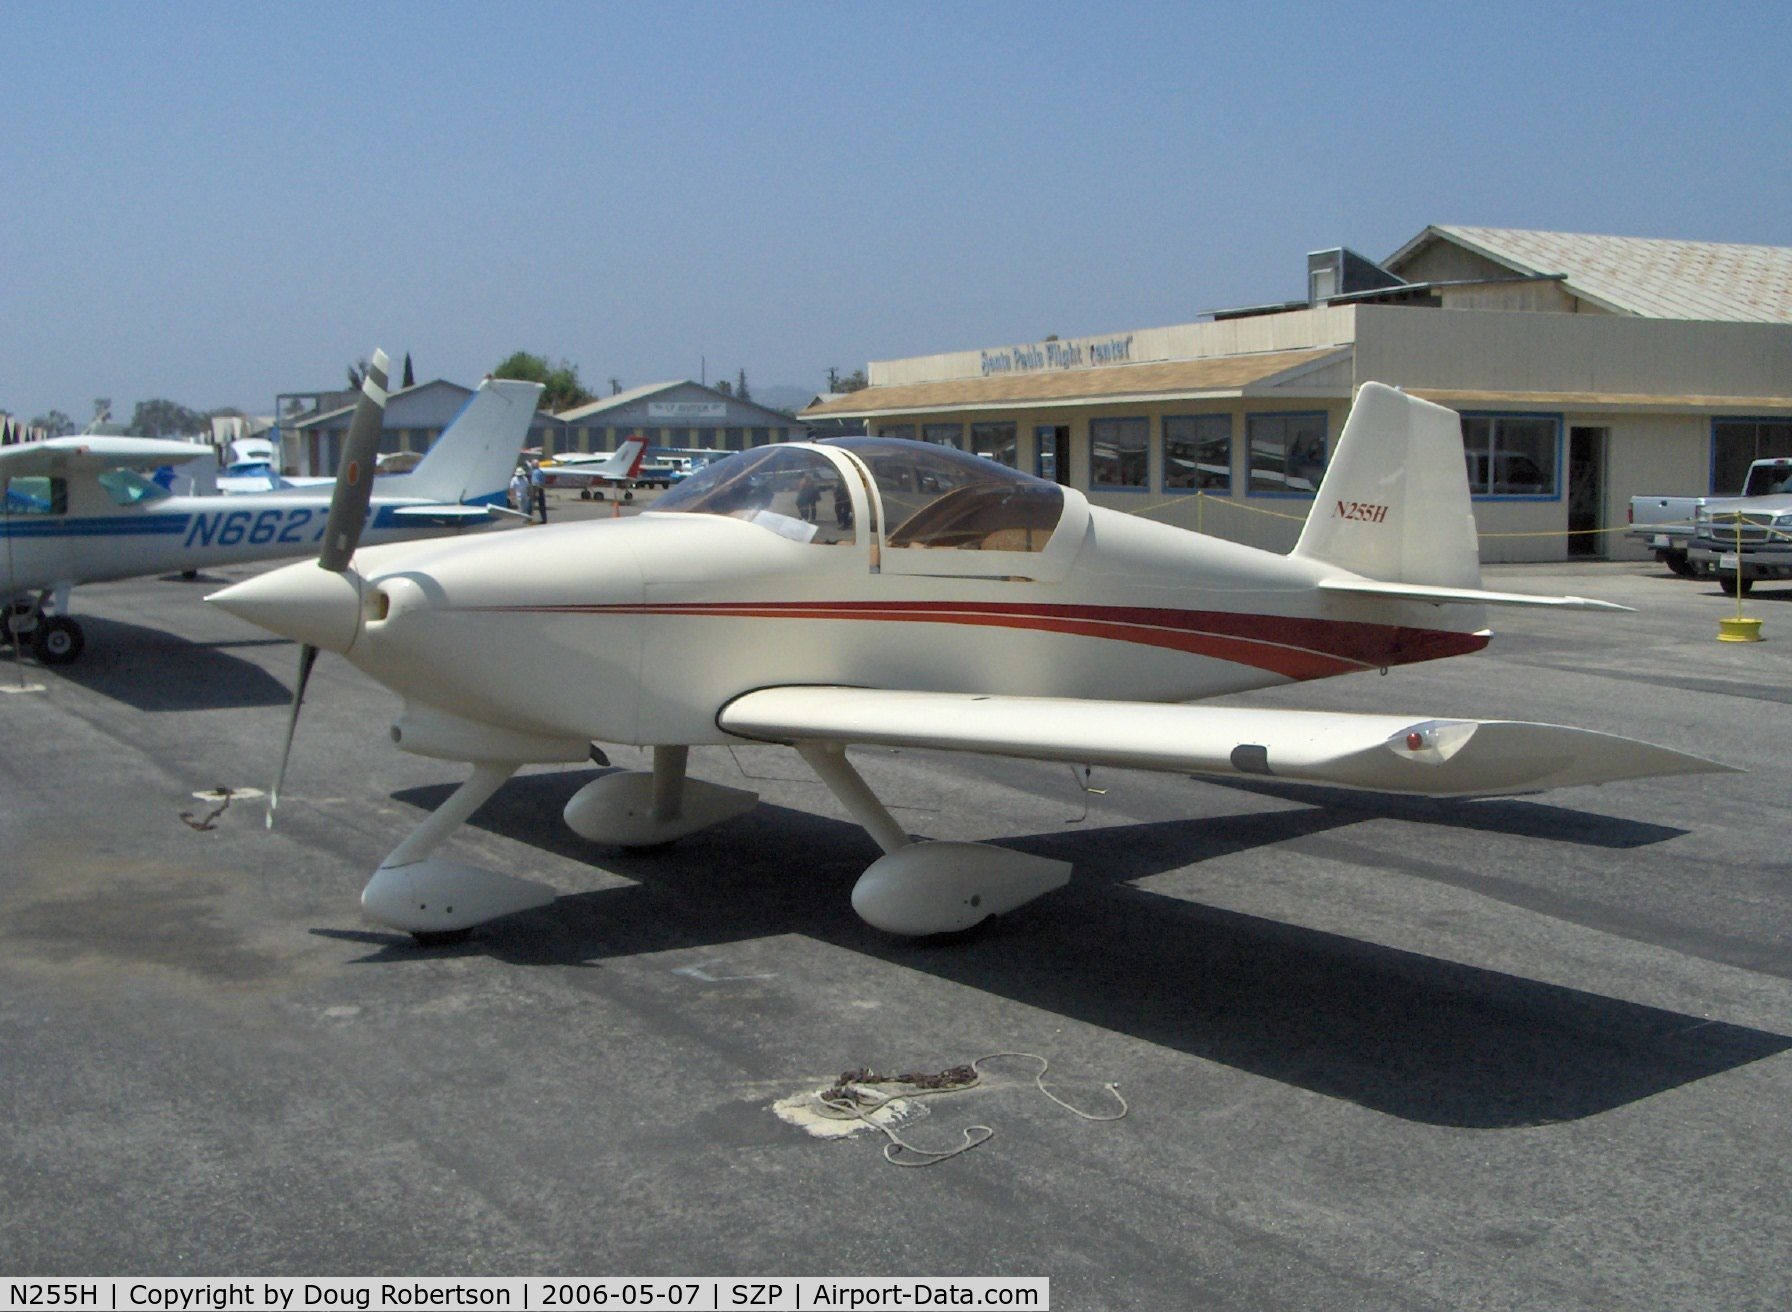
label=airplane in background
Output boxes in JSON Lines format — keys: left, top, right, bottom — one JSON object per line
{"left": 2, "top": 354, "right": 539, "bottom": 664}
{"left": 213, "top": 380, "right": 1731, "bottom": 944}
{"left": 536, "top": 437, "right": 650, "bottom": 499}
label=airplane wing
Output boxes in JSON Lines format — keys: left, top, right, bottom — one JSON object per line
{"left": 717, "top": 686, "right": 1733, "bottom": 798}
{"left": 0, "top": 435, "right": 213, "bottom": 478}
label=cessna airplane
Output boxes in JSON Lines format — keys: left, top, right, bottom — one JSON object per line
{"left": 536, "top": 437, "right": 650, "bottom": 498}
{"left": 212, "top": 377, "right": 1730, "bottom": 942}
{"left": 2, "top": 355, "right": 539, "bottom": 664}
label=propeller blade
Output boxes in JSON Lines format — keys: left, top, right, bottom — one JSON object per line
{"left": 318, "top": 348, "right": 391, "bottom": 573}
{"left": 267, "top": 642, "right": 320, "bottom": 829}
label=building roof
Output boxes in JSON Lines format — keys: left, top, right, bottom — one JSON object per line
{"left": 293, "top": 378, "right": 472, "bottom": 429}
{"left": 556, "top": 379, "right": 802, "bottom": 428}
{"left": 801, "top": 348, "right": 1346, "bottom": 419}
{"left": 556, "top": 380, "right": 686, "bottom": 421}
{"left": 1387, "top": 225, "right": 1792, "bottom": 322}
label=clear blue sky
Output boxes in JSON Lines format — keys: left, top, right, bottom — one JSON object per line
{"left": 3, "top": 0, "right": 1788, "bottom": 424}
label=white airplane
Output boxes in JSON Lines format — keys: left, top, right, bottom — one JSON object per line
{"left": 212, "top": 382, "right": 1731, "bottom": 944}
{"left": 2, "top": 353, "right": 539, "bottom": 664}
{"left": 536, "top": 438, "right": 650, "bottom": 498}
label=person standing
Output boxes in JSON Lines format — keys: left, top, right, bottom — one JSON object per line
{"left": 510, "top": 466, "right": 531, "bottom": 517}
{"left": 529, "top": 460, "right": 549, "bottom": 522}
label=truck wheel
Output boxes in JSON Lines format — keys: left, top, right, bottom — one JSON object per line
{"left": 1663, "top": 549, "right": 1697, "bottom": 578}
{"left": 1718, "top": 575, "right": 1754, "bottom": 597}
{"left": 33, "top": 616, "right": 84, "bottom": 665}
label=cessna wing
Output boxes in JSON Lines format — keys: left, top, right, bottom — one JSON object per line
{"left": 717, "top": 686, "right": 1734, "bottom": 799}
{"left": 0, "top": 435, "right": 212, "bottom": 478}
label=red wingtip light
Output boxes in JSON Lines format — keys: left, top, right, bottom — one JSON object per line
{"left": 1406, "top": 731, "right": 1425, "bottom": 752}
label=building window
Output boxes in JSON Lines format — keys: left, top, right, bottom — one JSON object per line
{"left": 724, "top": 427, "right": 743, "bottom": 449}
{"left": 922, "top": 423, "right": 964, "bottom": 448}
{"left": 1712, "top": 419, "right": 1792, "bottom": 493}
{"left": 880, "top": 424, "right": 917, "bottom": 440}
{"left": 970, "top": 421, "right": 1018, "bottom": 467}
{"left": 1090, "top": 417, "right": 1149, "bottom": 489}
{"left": 1163, "top": 415, "right": 1231, "bottom": 492}
{"left": 1461, "top": 413, "right": 1559, "bottom": 497}
{"left": 1035, "top": 425, "right": 1069, "bottom": 482}
{"left": 1247, "top": 412, "right": 1328, "bottom": 495}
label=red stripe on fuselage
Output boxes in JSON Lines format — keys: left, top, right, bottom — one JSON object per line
{"left": 453, "top": 599, "right": 1489, "bottom": 681}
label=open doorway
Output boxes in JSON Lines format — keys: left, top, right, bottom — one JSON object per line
{"left": 1568, "top": 426, "right": 1608, "bottom": 558}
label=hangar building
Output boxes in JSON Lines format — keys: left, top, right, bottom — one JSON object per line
{"left": 289, "top": 378, "right": 563, "bottom": 476}
{"left": 801, "top": 226, "right": 1792, "bottom": 562}
{"left": 556, "top": 380, "right": 808, "bottom": 456}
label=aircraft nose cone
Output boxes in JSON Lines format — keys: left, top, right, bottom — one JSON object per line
{"left": 208, "top": 562, "right": 364, "bottom": 653}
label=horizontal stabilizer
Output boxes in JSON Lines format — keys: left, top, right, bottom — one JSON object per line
{"left": 1317, "top": 577, "right": 1632, "bottom": 612}
{"left": 388, "top": 502, "right": 503, "bottom": 523}
{"left": 719, "top": 687, "right": 1734, "bottom": 798}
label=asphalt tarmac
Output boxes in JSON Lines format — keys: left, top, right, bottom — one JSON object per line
{"left": 2, "top": 533, "right": 1788, "bottom": 1310}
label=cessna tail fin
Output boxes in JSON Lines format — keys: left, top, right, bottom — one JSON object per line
{"left": 1292, "top": 383, "right": 1482, "bottom": 590}
{"left": 391, "top": 378, "right": 545, "bottom": 506}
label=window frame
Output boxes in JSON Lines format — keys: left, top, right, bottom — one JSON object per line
{"left": 1162, "top": 413, "right": 1233, "bottom": 494}
{"left": 969, "top": 420, "right": 1019, "bottom": 468}
{"left": 1709, "top": 417, "right": 1792, "bottom": 495}
{"left": 1459, "top": 410, "right": 1563, "bottom": 501}
{"left": 1089, "top": 415, "right": 1150, "bottom": 492}
{"left": 1245, "top": 410, "right": 1329, "bottom": 499}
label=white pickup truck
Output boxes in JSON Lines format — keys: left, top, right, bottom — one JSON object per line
{"left": 1687, "top": 466, "right": 1792, "bottom": 596}
{"left": 1629, "top": 457, "right": 1792, "bottom": 577}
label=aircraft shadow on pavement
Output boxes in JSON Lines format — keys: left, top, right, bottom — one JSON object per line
{"left": 45, "top": 617, "right": 293, "bottom": 711}
{"left": 351, "top": 771, "right": 1792, "bottom": 1130}
{"left": 1199, "top": 778, "right": 1688, "bottom": 849}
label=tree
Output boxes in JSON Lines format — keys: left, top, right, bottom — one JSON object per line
{"left": 492, "top": 351, "right": 594, "bottom": 412}
{"left": 715, "top": 380, "right": 733, "bottom": 397}
{"left": 827, "top": 367, "right": 868, "bottom": 393}
{"left": 736, "top": 368, "right": 750, "bottom": 401}
{"left": 402, "top": 353, "right": 415, "bottom": 389}
{"left": 31, "top": 410, "right": 74, "bottom": 437}
{"left": 128, "top": 399, "right": 207, "bottom": 438}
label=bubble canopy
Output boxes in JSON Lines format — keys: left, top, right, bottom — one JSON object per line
{"left": 651, "top": 438, "right": 1067, "bottom": 555}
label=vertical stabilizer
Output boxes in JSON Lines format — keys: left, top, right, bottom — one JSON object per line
{"left": 1291, "top": 382, "right": 1481, "bottom": 589}
{"left": 393, "top": 378, "right": 545, "bottom": 505}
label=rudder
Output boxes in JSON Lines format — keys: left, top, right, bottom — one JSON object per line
{"left": 392, "top": 378, "right": 545, "bottom": 506}
{"left": 1291, "top": 382, "right": 1481, "bottom": 589}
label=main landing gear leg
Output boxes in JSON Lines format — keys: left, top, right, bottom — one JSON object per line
{"left": 562, "top": 745, "right": 758, "bottom": 848}
{"left": 3, "top": 590, "right": 84, "bottom": 665}
{"left": 794, "top": 741, "right": 1071, "bottom": 937}
{"left": 360, "top": 760, "right": 558, "bottom": 944}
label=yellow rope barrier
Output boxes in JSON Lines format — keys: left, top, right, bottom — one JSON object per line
{"left": 1121, "top": 490, "right": 1643, "bottom": 537}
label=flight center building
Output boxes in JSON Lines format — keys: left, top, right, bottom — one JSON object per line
{"left": 801, "top": 227, "right": 1792, "bottom": 563}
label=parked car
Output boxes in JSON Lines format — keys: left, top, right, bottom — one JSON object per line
{"left": 1628, "top": 457, "right": 1792, "bottom": 577}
